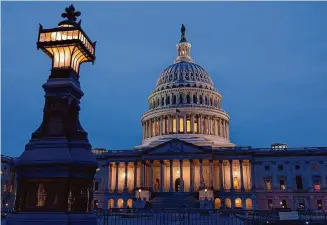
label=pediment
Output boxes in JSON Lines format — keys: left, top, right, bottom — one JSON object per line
{"left": 143, "top": 139, "right": 208, "bottom": 155}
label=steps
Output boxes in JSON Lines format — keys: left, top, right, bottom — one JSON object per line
{"left": 150, "top": 192, "right": 199, "bottom": 209}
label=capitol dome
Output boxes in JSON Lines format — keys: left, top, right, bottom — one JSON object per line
{"left": 135, "top": 24, "right": 235, "bottom": 149}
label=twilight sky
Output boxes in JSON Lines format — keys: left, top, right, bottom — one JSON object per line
{"left": 2, "top": 2, "right": 327, "bottom": 156}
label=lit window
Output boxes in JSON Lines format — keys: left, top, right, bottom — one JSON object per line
{"left": 186, "top": 118, "right": 191, "bottom": 133}
{"left": 179, "top": 118, "right": 184, "bottom": 132}
{"left": 0, "top": 170, "right": 2, "bottom": 175}
{"left": 172, "top": 119, "right": 176, "bottom": 133}
{"left": 155, "top": 121, "right": 159, "bottom": 135}
{"left": 268, "top": 199, "right": 273, "bottom": 209}
{"left": 281, "top": 200, "right": 287, "bottom": 208}
{"left": 152, "top": 121, "right": 155, "bottom": 136}
{"left": 194, "top": 118, "right": 198, "bottom": 133}
{"left": 314, "top": 180, "right": 320, "bottom": 190}
{"left": 317, "top": 200, "right": 322, "bottom": 209}
{"left": 9, "top": 185, "right": 13, "bottom": 193}
{"left": 3, "top": 184, "right": 7, "bottom": 192}
{"left": 265, "top": 180, "right": 272, "bottom": 190}
{"left": 280, "top": 180, "right": 286, "bottom": 190}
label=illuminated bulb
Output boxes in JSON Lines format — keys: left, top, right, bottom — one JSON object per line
{"left": 280, "top": 202, "right": 282, "bottom": 205}
{"left": 138, "top": 189, "right": 142, "bottom": 193}
{"left": 204, "top": 189, "right": 207, "bottom": 192}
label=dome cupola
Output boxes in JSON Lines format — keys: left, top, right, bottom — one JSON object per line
{"left": 135, "top": 25, "right": 235, "bottom": 150}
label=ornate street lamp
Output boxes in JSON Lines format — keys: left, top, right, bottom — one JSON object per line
{"left": 8, "top": 5, "right": 98, "bottom": 225}
{"left": 37, "top": 4, "right": 96, "bottom": 76}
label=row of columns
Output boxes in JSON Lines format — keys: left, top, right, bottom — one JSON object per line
{"left": 103, "top": 159, "right": 252, "bottom": 193}
{"left": 142, "top": 114, "right": 229, "bottom": 140}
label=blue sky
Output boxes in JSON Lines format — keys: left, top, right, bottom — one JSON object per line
{"left": 2, "top": 2, "right": 327, "bottom": 156}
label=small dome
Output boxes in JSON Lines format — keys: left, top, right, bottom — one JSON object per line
{"left": 156, "top": 61, "right": 214, "bottom": 88}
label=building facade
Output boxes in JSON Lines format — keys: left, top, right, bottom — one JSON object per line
{"left": 1, "top": 155, "right": 16, "bottom": 209}
{"left": 2, "top": 25, "right": 327, "bottom": 211}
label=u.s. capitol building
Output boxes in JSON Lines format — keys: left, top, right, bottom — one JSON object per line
{"left": 2, "top": 25, "right": 327, "bottom": 212}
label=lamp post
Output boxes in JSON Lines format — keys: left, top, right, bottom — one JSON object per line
{"left": 204, "top": 188, "right": 207, "bottom": 200}
{"left": 7, "top": 5, "right": 97, "bottom": 225}
{"left": 138, "top": 189, "right": 142, "bottom": 199}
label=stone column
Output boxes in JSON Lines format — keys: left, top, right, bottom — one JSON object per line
{"left": 160, "top": 160, "right": 164, "bottom": 192}
{"left": 208, "top": 116, "right": 212, "bottom": 135}
{"left": 104, "top": 163, "right": 109, "bottom": 192}
{"left": 169, "top": 160, "right": 173, "bottom": 192}
{"left": 199, "top": 116, "right": 202, "bottom": 134}
{"left": 168, "top": 115, "right": 172, "bottom": 134}
{"left": 159, "top": 117, "right": 162, "bottom": 135}
{"left": 183, "top": 114, "right": 187, "bottom": 133}
{"left": 108, "top": 163, "right": 112, "bottom": 192}
{"left": 115, "top": 162, "right": 119, "bottom": 193}
{"left": 124, "top": 162, "right": 128, "bottom": 192}
{"left": 141, "top": 161, "right": 145, "bottom": 187}
{"left": 219, "top": 160, "right": 224, "bottom": 192}
{"left": 210, "top": 160, "right": 213, "bottom": 188}
{"left": 229, "top": 160, "right": 234, "bottom": 191}
{"left": 176, "top": 114, "right": 179, "bottom": 133}
{"left": 220, "top": 119, "right": 223, "bottom": 137}
{"left": 190, "top": 159, "right": 194, "bottom": 192}
{"left": 240, "top": 160, "right": 245, "bottom": 192}
{"left": 200, "top": 159, "right": 203, "bottom": 188}
{"left": 191, "top": 114, "right": 194, "bottom": 133}
{"left": 250, "top": 161, "right": 255, "bottom": 191}
{"left": 180, "top": 160, "right": 184, "bottom": 192}
{"left": 134, "top": 162, "right": 137, "bottom": 189}
{"left": 226, "top": 121, "right": 230, "bottom": 139}
{"left": 150, "top": 161, "right": 154, "bottom": 190}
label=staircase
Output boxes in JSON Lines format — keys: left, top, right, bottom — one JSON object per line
{"left": 150, "top": 192, "right": 199, "bottom": 209}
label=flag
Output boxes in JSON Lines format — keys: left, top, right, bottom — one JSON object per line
{"left": 176, "top": 109, "right": 181, "bottom": 113}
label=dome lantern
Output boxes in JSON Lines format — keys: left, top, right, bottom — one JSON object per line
{"left": 174, "top": 24, "right": 194, "bottom": 64}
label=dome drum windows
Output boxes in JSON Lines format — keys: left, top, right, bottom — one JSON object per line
{"left": 142, "top": 115, "right": 229, "bottom": 140}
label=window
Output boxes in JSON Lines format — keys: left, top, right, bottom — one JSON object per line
{"left": 268, "top": 199, "right": 273, "bottom": 209}
{"left": 317, "top": 200, "right": 323, "bottom": 209}
{"left": 298, "top": 199, "right": 305, "bottom": 209}
{"left": 155, "top": 121, "right": 159, "bottom": 135}
{"left": 172, "top": 119, "right": 176, "bottom": 133}
{"left": 95, "top": 182, "right": 99, "bottom": 191}
{"left": 186, "top": 118, "right": 191, "bottom": 133}
{"left": 186, "top": 95, "right": 190, "bottom": 104}
{"left": 314, "top": 179, "right": 320, "bottom": 190}
{"left": 281, "top": 200, "right": 287, "bottom": 208}
{"left": 296, "top": 176, "right": 303, "bottom": 190}
{"left": 9, "top": 184, "right": 13, "bottom": 193}
{"left": 173, "top": 95, "right": 176, "bottom": 104}
{"left": 3, "top": 184, "right": 7, "bottom": 192}
{"left": 280, "top": 180, "right": 286, "bottom": 190}
{"left": 265, "top": 180, "right": 272, "bottom": 190}
{"left": 193, "top": 95, "right": 197, "bottom": 104}
{"left": 295, "top": 165, "right": 300, "bottom": 170}
{"left": 194, "top": 117, "right": 198, "bottom": 133}
{"left": 265, "top": 165, "right": 270, "bottom": 171}
{"left": 312, "top": 164, "right": 318, "bottom": 170}
{"left": 179, "top": 118, "right": 184, "bottom": 133}
{"left": 165, "top": 118, "right": 169, "bottom": 134}
{"left": 278, "top": 164, "right": 283, "bottom": 171}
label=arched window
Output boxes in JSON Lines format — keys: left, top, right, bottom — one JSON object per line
{"left": 210, "top": 98, "right": 213, "bottom": 106}
{"left": 186, "top": 116, "right": 191, "bottom": 133}
{"left": 235, "top": 198, "right": 242, "bottom": 209}
{"left": 246, "top": 198, "right": 253, "bottom": 209}
{"left": 225, "top": 198, "right": 232, "bottom": 208}
{"left": 157, "top": 98, "right": 160, "bottom": 107}
{"left": 173, "top": 95, "right": 176, "bottom": 104}
{"left": 186, "top": 95, "right": 190, "bottom": 103}
{"left": 199, "top": 96, "right": 203, "bottom": 104}
{"left": 179, "top": 94, "right": 183, "bottom": 104}
{"left": 205, "top": 96, "right": 208, "bottom": 105}
{"left": 127, "top": 199, "right": 133, "bottom": 208}
{"left": 193, "top": 95, "right": 197, "bottom": 104}
{"left": 215, "top": 198, "right": 221, "bottom": 209}
{"left": 117, "top": 198, "right": 124, "bottom": 208}
{"left": 166, "top": 96, "right": 170, "bottom": 105}
{"left": 161, "top": 97, "right": 164, "bottom": 106}
{"left": 153, "top": 100, "right": 156, "bottom": 109}
{"left": 108, "top": 199, "right": 114, "bottom": 209}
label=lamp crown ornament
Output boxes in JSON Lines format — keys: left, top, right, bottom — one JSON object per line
{"left": 61, "top": 4, "right": 81, "bottom": 22}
